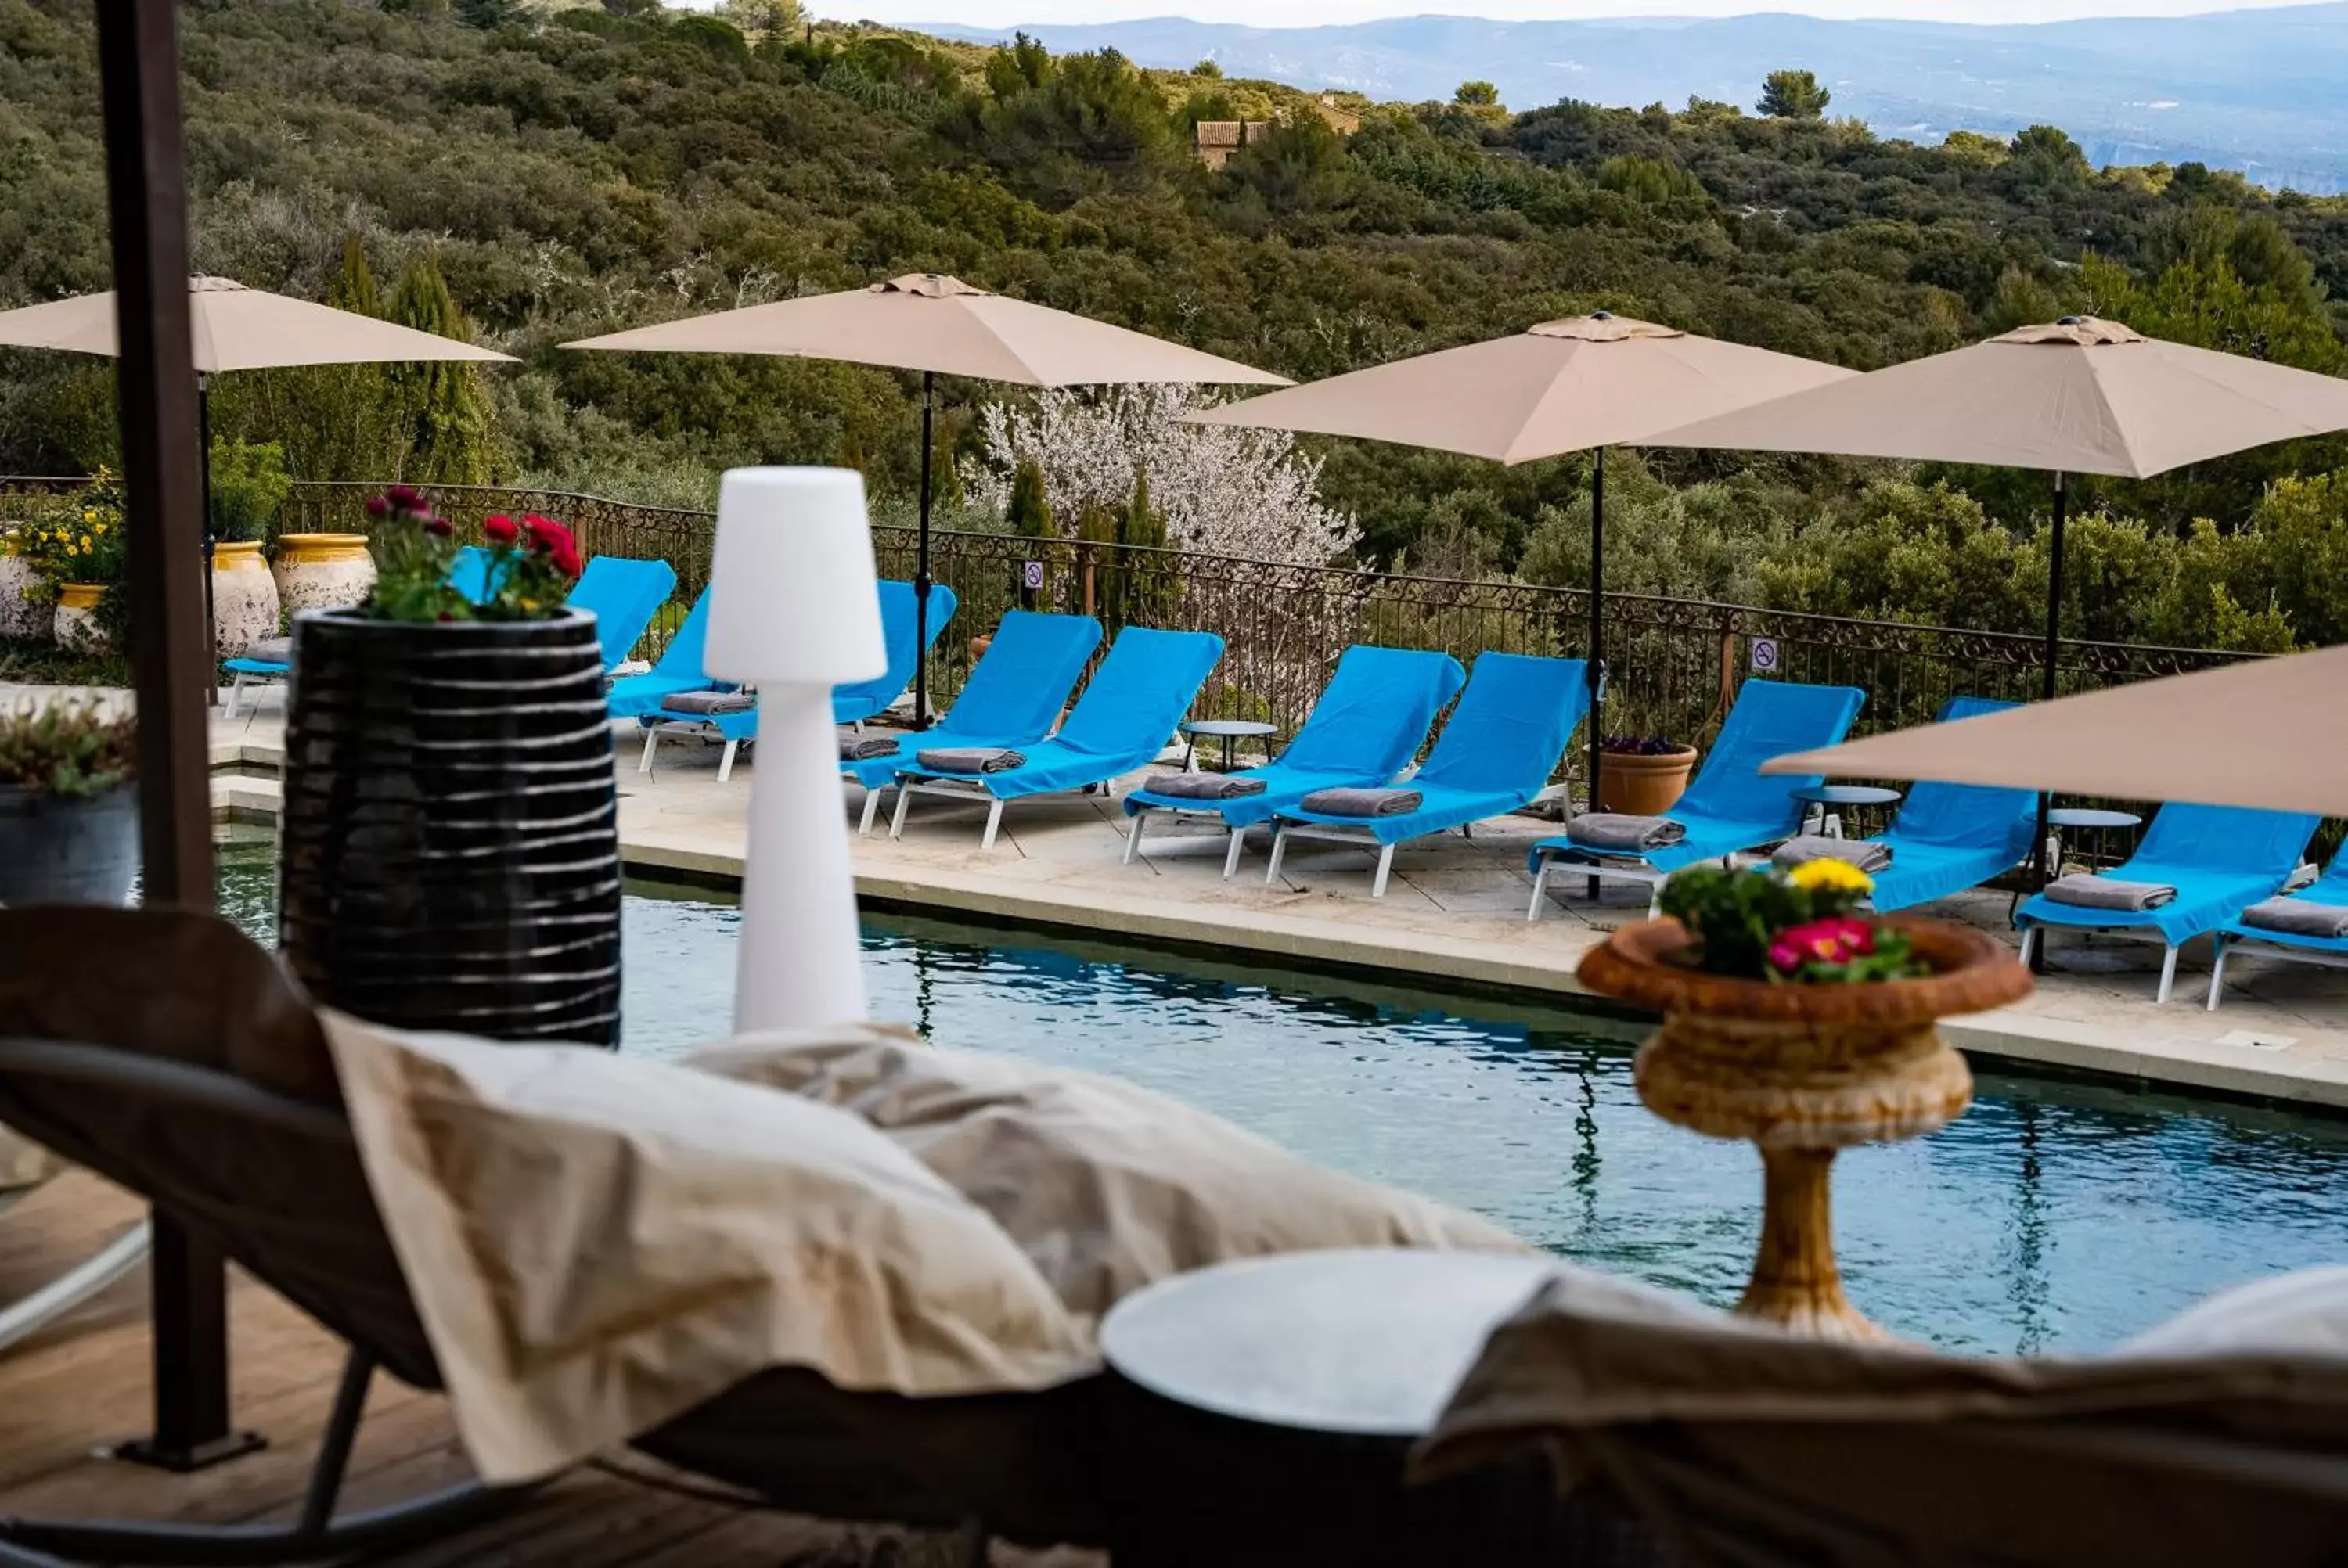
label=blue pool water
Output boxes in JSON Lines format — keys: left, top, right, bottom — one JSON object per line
{"left": 216, "top": 841, "right": 2348, "bottom": 1357}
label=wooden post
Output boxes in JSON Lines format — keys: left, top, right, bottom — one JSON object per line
{"left": 96, "top": 0, "right": 263, "bottom": 1472}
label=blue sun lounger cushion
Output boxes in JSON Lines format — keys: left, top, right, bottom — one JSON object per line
{"left": 1123, "top": 645, "right": 1468, "bottom": 832}
{"left": 842, "top": 610, "right": 1105, "bottom": 792}
{"left": 1522, "top": 678, "right": 1864, "bottom": 919}
{"left": 1835, "top": 695, "right": 2039, "bottom": 912}
{"left": 608, "top": 586, "right": 722, "bottom": 722}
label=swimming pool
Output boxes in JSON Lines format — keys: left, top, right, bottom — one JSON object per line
{"left": 216, "top": 839, "right": 2348, "bottom": 1357}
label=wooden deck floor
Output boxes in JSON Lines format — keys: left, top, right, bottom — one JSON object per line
{"left": 0, "top": 1173, "right": 1093, "bottom": 1567}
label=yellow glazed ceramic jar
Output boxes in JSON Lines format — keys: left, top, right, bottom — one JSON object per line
{"left": 271, "top": 533, "right": 377, "bottom": 617}
{"left": 210, "top": 539, "right": 282, "bottom": 660}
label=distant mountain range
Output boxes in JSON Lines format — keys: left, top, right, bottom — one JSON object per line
{"left": 919, "top": 5, "right": 2348, "bottom": 193}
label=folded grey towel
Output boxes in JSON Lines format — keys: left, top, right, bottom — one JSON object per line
{"left": 2044, "top": 874, "right": 2177, "bottom": 912}
{"left": 917, "top": 746, "right": 1025, "bottom": 775}
{"left": 2241, "top": 897, "right": 2348, "bottom": 940}
{"left": 1566, "top": 813, "right": 1687, "bottom": 852}
{"left": 1142, "top": 772, "right": 1268, "bottom": 801}
{"left": 242, "top": 635, "right": 293, "bottom": 664}
{"left": 1300, "top": 786, "right": 1423, "bottom": 818}
{"left": 661, "top": 689, "right": 754, "bottom": 716}
{"left": 839, "top": 734, "right": 900, "bottom": 761}
{"left": 1772, "top": 835, "right": 1894, "bottom": 874}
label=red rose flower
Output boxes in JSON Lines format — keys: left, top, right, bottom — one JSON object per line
{"left": 521, "top": 513, "right": 572, "bottom": 553}
{"left": 386, "top": 484, "right": 420, "bottom": 509}
{"left": 549, "top": 541, "right": 584, "bottom": 579}
{"left": 482, "top": 513, "right": 518, "bottom": 545}
{"left": 364, "top": 495, "right": 390, "bottom": 519}
{"left": 421, "top": 512, "right": 452, "bottom": 537}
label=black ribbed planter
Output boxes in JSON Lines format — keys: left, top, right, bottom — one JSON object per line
{"left": 279, "top": 608, "right": 621, "bottom": 1048}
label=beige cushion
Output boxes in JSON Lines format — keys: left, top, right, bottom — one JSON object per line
{"left": 687, "top": 1027, "right": 1529, "bottom": 1332}
{"left": 322, "top": 1012, "right": 1091, "bottom": 1486}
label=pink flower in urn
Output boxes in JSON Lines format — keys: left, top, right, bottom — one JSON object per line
{"left": 386, "top": 484, "right": 421, "bottom": 509}
{"left": 1766, "top": 916, "right": 1877, "bottom": 976}
{"left": 364, "top": 494, "right": 390, "bottom": 520}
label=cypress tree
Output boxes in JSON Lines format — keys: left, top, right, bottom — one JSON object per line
{"left": 385, "top": 257, "right": 497, "bottom": 485}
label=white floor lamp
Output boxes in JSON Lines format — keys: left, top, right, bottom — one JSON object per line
{"left": 704, "top": 467, "right": 887, "bottom": 1032}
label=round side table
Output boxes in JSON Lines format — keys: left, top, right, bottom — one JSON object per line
{"left": 1097, "top": 1250, "right": 1658, "bottom": 1566}
{"left": 1790, "top": 782, "right": 1903, "bottom": 839}
{"left": 1179, "top": 719, "right": 1276, "bottom": 773}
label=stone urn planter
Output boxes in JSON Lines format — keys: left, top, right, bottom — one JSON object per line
{"left": 52, "top": 583, "right": 111, "bottom": 654}
{"left": 271, "top": 533, "right": 377, "bottom": 617}
{"left": 0, "top": 535, "right": 45, "bottom": 642}
{"left": 278, "top": 608, "right": 622, "bottom": 1047}
{"left": 1578, "top": 915, "right": 2031, "bottom": 1340}
{"left": 0, "top": 783, "right": 138, "bottom": 907}
{"left": 1596, "top": 744, "right": 1698, "bottom": 815}
{"left": 210, "top": 539, "right": 282, "bottom": 662}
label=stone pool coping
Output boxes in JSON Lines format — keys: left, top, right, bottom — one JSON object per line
{"left": 175, "top": 691, "right": 2348, "bottom": 1115}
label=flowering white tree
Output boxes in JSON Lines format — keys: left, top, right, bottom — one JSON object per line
{"left": 962, "top": 384, "right": 1359, "bottom": 566}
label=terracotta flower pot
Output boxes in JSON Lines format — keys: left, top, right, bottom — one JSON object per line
{"left": 1596, "top": 746, "right": 1698, "bottom": 815}
{"left": 1579, "top": 916, "right": 2032, "bottom": 1340}
{"left": 968, "top": 635, "right": 993, "bottom": 663}
{"left": 278, "top": 608, "right": 621, "bottom": 1047}
{"left": 0, "top": 535, "right": 46, "bottom": 642}
{"left": 271, "top": 532, "right": 377, "bottom": 617}
{"left": 210, "top": 539, "right": 281, "bottom": 661}
{"left": 52, "top": 582, "right": 111, "bottom": 654}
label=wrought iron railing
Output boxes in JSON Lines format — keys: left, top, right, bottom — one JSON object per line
{"left": 2, "top": 474, "right": 2259, "bottom": 847}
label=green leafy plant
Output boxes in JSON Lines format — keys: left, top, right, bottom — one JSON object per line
{"left": 1658, "top": 861, "right": 1928, "bottom": 984}
{"left": 207, "top": 437, "right": 294, "bottom": 544}
{"left": 0, "top": 700, "right": 135, "bottom": 797}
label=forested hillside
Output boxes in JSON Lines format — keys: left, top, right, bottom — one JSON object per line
{"left": 2, "top": 0, "right": 2346, "bottom": 649}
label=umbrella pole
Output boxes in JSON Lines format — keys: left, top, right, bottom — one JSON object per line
{"left": 1585, "top": 448, "right": 1605, "bottom": 897}
{"left": 199, "top": 375, "right": 215, "bottom": 707}
{"left": 2027, "top": 470, "right": 2067, "bottom": 969}
{"left": 95, "top": 0, "right": 257, "bottom": 1473}
{"left": 913, "top": 369, "right": 934, "bottom": 728}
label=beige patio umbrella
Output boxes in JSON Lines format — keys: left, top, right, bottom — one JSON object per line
{"left": 1646, "top": 315, "right": 2348, "bottom": 890}
{"left": 0, "top": 274, "right": 517, "bottom": 373}
{"left": 565, "top": 273, "right": 1289, "bottom": 721}
{"left": 1187, "top": 312, "right": 1857, "bottom": 799}
{"left": 0, "top": 275, "right": 516, "bottom": 681}
{"left": 1760, "top": 641, "right": 2348, "bottom": 820}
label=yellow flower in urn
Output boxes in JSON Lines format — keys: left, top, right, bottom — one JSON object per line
{"left": 1785, "top": 858, "right": 1874, "bottom": 897}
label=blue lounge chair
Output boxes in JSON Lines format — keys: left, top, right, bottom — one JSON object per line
{"left": 1122, "top": 646, "right": 1468, "bottom": 878}
{"left": 2208, "top": 859, "right": 2348, "bottom": 1011}
{"left": 445, "top": 544, "right": 498, "bottom": 605}
{"left": 841, "top": 609, "right": 1103, "bottom": 833}
{"left": 643, "top": 581, "right": 960, "bottom": 782}
{"left": 568, "top": 555, "right": 679, "bottom": 673}
{"left": 1525, "top": 678, "right": 1866, "bottom": 919}
{"left": 2018, "top": 803, "right": 2320, "bottom": 1005}
{"left": 610, "top": 587, "right": 719, "bottom": 725}
{"left": 1263, "top": 653, "right": 1590, "bottom": 900}
{"left": 889, "top": 626, "right": 1225, "bottom": 850}
{"left": 1779, "top": 695, "right": 2040, "bottom": 914}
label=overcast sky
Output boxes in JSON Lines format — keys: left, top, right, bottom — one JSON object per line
{"left": 815, "top": 2, "right": 2314, "bottom": 26}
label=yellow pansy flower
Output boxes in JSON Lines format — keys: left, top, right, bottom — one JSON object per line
{"left": 1786, "top": 858, "right": 1874, "bottom": 897}
{"left": 79, "top": 534, "right": 92, "bottom": 550}
{"left": 81, "top": 509, "right": 95, "bottom": 523}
